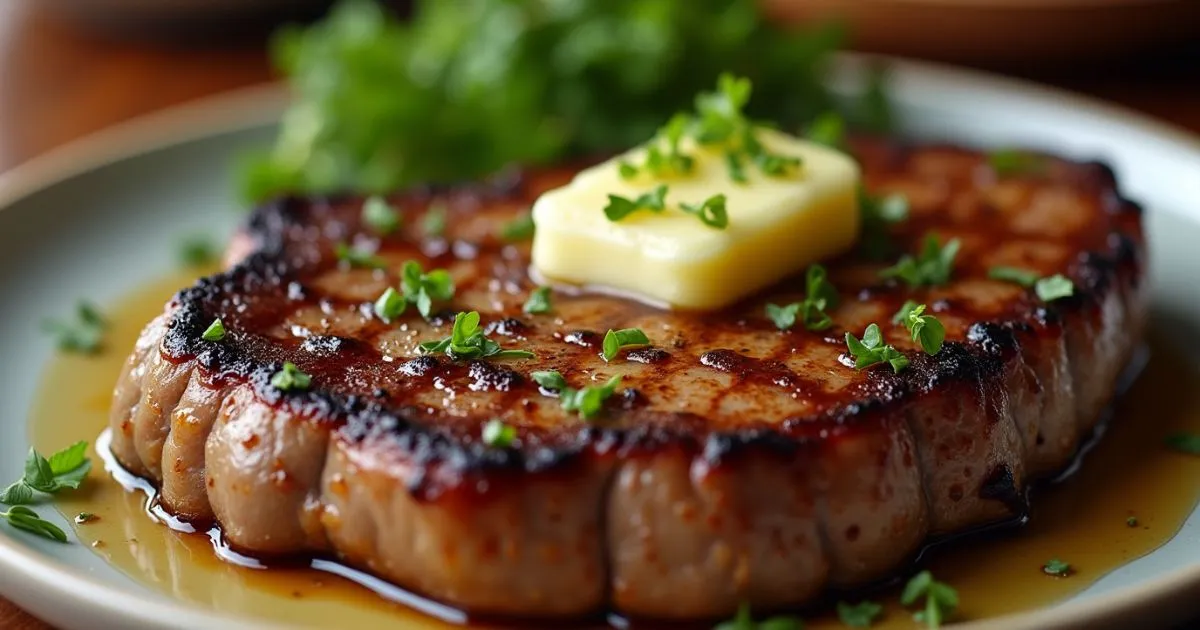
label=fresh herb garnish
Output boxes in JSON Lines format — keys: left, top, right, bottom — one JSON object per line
{"left": 178, "top": 235, "right": 218, "bottom": 268}
{"left": 363, "top": 195, "right": 400, "bottom": 235}
{"left": 901, "top": 571, "right": 958, "bottom": 629}
{"left": 858, "top": 188, "right": 909, "bottom": 260}
{"left": 374, "top": 261, "right": 456, "bottom": 321}
{"left": 43, "top": 302, "right": 107, "bottom": 354}
{"left": 604, "top": 184, "right": 669, "bottom": 222}
{"left": 620, "top": 113, "right": 696, "bottom": 180}
{"left": 201, "top": 318, "right": 227, "bottom": 342}
{"left": 523, "top": 287, "right": 553, "bottom": 315}
{"left": 1166, "top": 433, "right": 1200, "bottom": 455}
{"left": 837, "top": 600, "right": 883, "bottom": 628}
{"left": 1043, "top": 558, "right": 1073, "bottom": 577}
{"left": 766, "top": 264, "right": 838, "bottom": 331}
{"left": 1, "top": 506, "right": 67, "bottom": 543}
{"left": 1035, "top": 274, "right": 1075, "bottom": 302}
{"left": 531, "top": 370, "right": 621, "bottom": 420}
{"left": 500, "top": 213, "right": 536, "bottom": 242}
{"left": 690, "top": 74, "right": 803, "bottom": 182}
{"left": 239, "top": 1, "right": 851, "bottom": 202}
{"left": 602, "top": 328, "right": 650, "bottom": 362}
{"left": 894, "top": 301, "right": 945, "bottom": 355}
{"left": 806, "top": 111, "right": 845, "bottom": 148}
{"left": 1127, "top": 516, "right": 1139, "bottom": 527}
{"left": 271, "top": 362, "right": 312, "bottom": 392}
{"left": 988, "top": 149, "right": 1046, "bottom": 177}
{"left": 680, "top": 194, "right": 729, "bottom": 229}
{"left": 419, "top": 311, "right": 535, "bottom": 361}
{"left": 481, "top": 419, "right": 515, "bottom": 448}
{"left": 880, "top": 234, "right": 960, "bottom": 287}
{"left": 1, "top": 442, "right": 91, "bottom": 507}
{"left": 714, "top": 602, "right": 804, "bottom": 630}
{"left": 845, "top": 324, "right": 908, "bottom": 373}
{"left": 334, "top": 242, "right": 386, "bottom": 269}
{"left": 423, "top": 204, "right": 447, "bottom": 238}
{"left": 988, "top": 267, "right": 1075, "bottom": 302}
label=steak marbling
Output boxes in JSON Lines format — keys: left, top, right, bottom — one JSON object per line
{"left": 108, "top": 139, "right": 1147, "bottom": 621}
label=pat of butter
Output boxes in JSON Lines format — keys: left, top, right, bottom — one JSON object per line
{"left": 530, "top": 128, "right": 860, "bottom": 310}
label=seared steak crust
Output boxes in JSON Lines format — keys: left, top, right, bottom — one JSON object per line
{"left": 109, "top": 139, "right": 1146, "bottom": 621}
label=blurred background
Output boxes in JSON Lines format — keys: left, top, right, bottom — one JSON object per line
{"left": 0, "top": 0, "right": 1198, "bottom": 177}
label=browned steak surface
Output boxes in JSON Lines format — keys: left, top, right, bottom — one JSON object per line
{"left": 108, "top": 138, "right": 1146, "bottom": 621}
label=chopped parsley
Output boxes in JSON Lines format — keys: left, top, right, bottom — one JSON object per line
{"left": 1127, "top": 516, "right": 1139, "bottom": 527}
{"left": 499, "top": 213, "right": 536, "bottom": 242}
{"left": 766, "top": 264, "right": 838, "bottom": 331}
{"left": 806, "top": 111, "right": 845, "bottom": 148}
{"left": 680, "top": 194, "right": 729, "bottom": 229}
{"left": 846, "top": 323, "right": 908, "bottom": 373}
{"left": 481, "top": 419, "right": 515, "bottom": 448}
{"left": 374, "top": 261, "right": 455, "bottom": 321}
{"left": 602, "top": 328, "right": 650, "bottom": 362}
{"left": 689, "top": 74, "right": 803, "bottom": 182}
{"left": 714, "top": 602, "right": 803, "bottom": 630}
{"left": 880, "top": 234, "right": 960, "bottom": 287}
{"left": 1166, "top": 433, "right": 1200, "bottom": 455}
{"left": 604, "top": 184, "right": 669, "bottom": 222}
{"left": 1043, "top": 558, "right": 1073, "bottom": 577}
{"left": 271, "top": 362, "right": 312, "bottom": 392}
{"left": 362, "top": 195, "right": 400, "bottom": 235}
{"left": 201, "top": 318, "right": 227, "bottom": 342}
{"left": 1, "top": 441, "right": 91, "bottom": 507}
{"left": 1035, "top": 274, "right": 1075, "bottom": 302}
{"left": 523, "top": 286, "right": 553, "bottom": 315}
{"left": 988, "top": 149, "right": 1046, "bottom": 177}
{"left": 419, "top": 311, "right": 535, "bottom": 361}
{"left": 837, "top": 600, "right": 883, "bottom": 628}
{"left": 988, "top": 266, "right": 1075, "bottom": 302}
{"left": 894, "top": 301, "right": 945, "bottom": 355}
{"left": 901, "top": 571, "right": 958, "bottom": 629}
{"left": 531, "top": 370, "right": 621, "bottom": 420}
{"left": 43, "top": 302, "right": 107, "bottom": 354}
{"left": 422, "top": 204, "right": 447, "bottom": 237}
{"left": 858, "top": 188, "right": 909, "bottom": 260}
{"left": 619, "top": 113, "right": 696, "bottom": 180}
{"left": 334, "top": 242, "right": 386, "bottom": 269}
{"left": 178, "top": 235, "right": 218, "bottom": 268}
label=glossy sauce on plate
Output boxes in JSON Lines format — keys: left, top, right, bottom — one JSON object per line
{"left": 30, "top": 272, "right": 1200, "bottom": 628}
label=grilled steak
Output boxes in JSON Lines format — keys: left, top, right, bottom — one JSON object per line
{"left": 108, "top": 138, "right": 1146, "bottom": 621}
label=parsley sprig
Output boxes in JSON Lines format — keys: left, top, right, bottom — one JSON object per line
{"left": 714, "top": 602, "right": 803, "bottom": 630}
{"left": 690, "top": 74, "right": 802, "bottom": 182}
{"left": 880, "top": 234, "right": 960, "bottom": 287}
{"left": 523, "top": 287, "right": 553, "bottom": 315}
{"left": 271, "top": 362, "right": 312, "bottom": 392}
{"left": 419, "top": 311, "right": 535, "bottom": 361}
{"left": 619, "top": 113, "right": 696, "bottom": 180}
{"left": 680, "top": 194, "right": 729, "bottom": 229}
{"left": 859, "top": 188, "right": 909, "bottom": 260}
{"left": 902, "top": 570, "right": 959, "bottom": 628}
{"left": 604, "top": 184, "right": 669, "bottom": 222}
{"left": 988, "top": 267, "right": 1075, "bottom": 302}
{"left": 43, "top": 302, "right": 107, "bottom": 354}
{"left": 837, "top": 600, "right": 883, "bottom": 628}
{"left": 531, "top": 371, "right": 621, "bottom": 420}
{"left": 0, "top": 442, "right": 92, "bottom": 543}
{"left": 201, "top": 318, "right": 227, "bottom": 342}
{"left": 893, "top": 301, "right": 945, "bottom": 355}
{"left": 602, "top": 328, "right": 650, "bottom": 362}
{"left": 1, "top": 442, "right": 91, "bottom": 507}
{"left": 363, "top": 195, "right": 400, "bottom": 235}
{"left": 482, "top": 419, "right": 516, "bottom": 448}
{"left": 335, "top": 242, "right": 386, "bottom": 269}
{"left": 1043, "top": 558, "right": 1073, "bottom": 577}
{"left": 766, "top": 264, "right": 838, "bottom": 331}
{"left": 374, "top": 260, "right": 456, "bottom": 321}
{"left": 846, "top": 324, "right": 909, "bottom": 373}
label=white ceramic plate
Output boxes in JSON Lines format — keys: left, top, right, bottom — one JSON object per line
{"left": 1, "top": 57, "right": 1200, "bottom": 630}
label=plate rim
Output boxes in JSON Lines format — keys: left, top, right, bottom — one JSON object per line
{"left": 0, "top": 55, "right": 1198, "bottom": 630}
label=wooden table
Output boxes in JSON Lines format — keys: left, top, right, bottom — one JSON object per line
{"left": 1, "top": 1, "right": 1197, "bottom": 628}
